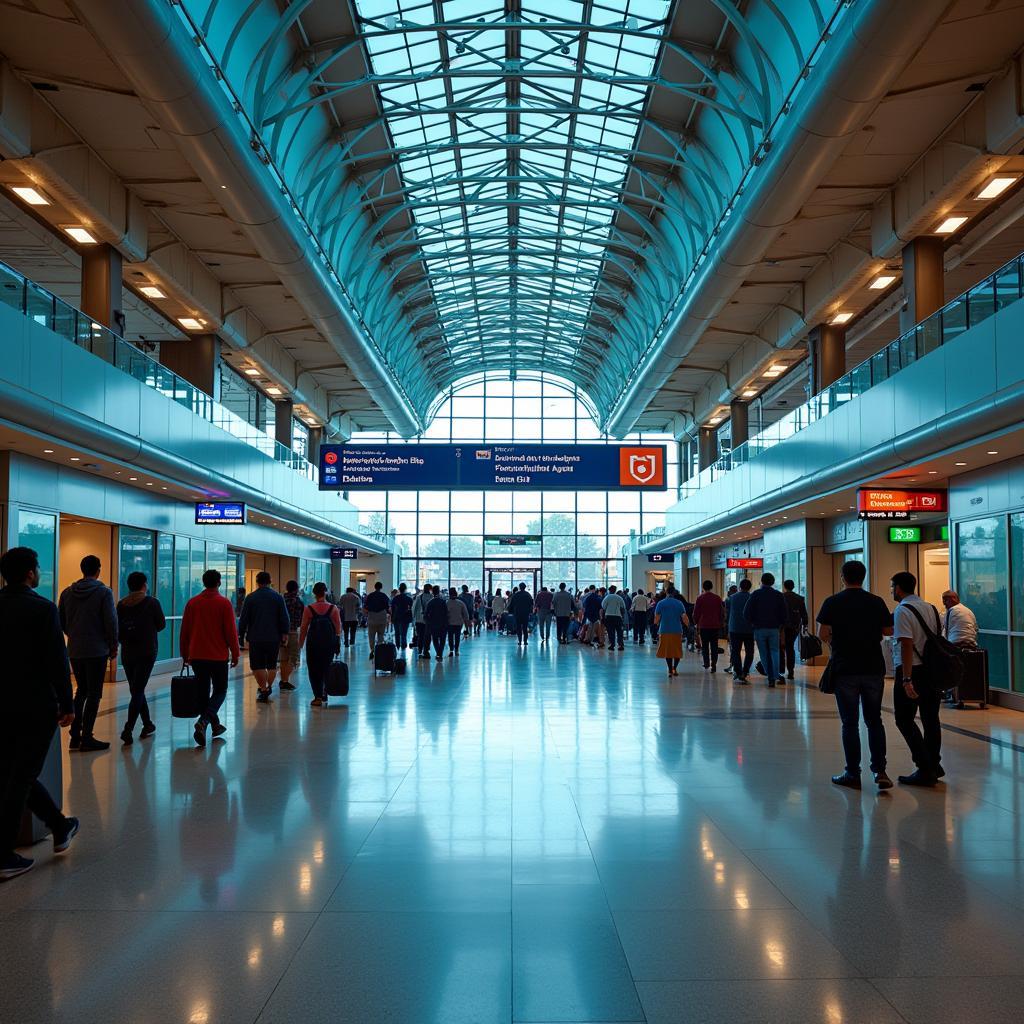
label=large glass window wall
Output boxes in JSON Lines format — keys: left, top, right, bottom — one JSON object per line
{"left": 347, "top": 373, "right": 679, "bottom": 591}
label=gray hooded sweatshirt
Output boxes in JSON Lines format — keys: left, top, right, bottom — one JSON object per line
{"left": 59, "top": 577, "right": 118, "bottom": 658}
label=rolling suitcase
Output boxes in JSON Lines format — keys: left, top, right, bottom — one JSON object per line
{"left": 951, "top": 646, "right": 988, "bottom": 708}
{"left": 171, "top": 665, "right": 203, "bottom": 718}
{"left": 374, "top": 641, "right": 397, "bottom": 674}
{"left": 326, "top": 658, "right": 349, "bottom": 697}
{"left": 394, "top": 657, "right": 407, "bottom": 676}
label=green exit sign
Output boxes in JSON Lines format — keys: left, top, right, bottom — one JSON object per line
{"left": 889, "top": 526, "right": 921, "bottom": 543}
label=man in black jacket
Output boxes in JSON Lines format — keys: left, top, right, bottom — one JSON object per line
{"left": 238, "top": 571, "right": 290, "bottom": 703}
{"left": 1, "top": 547, "right": 80, "bottom": 880}
{"left": 780, "top": 579, "right": 809, "bottom": 680}
{"left": 424, "top": 585, "right": 449, "bottom": 661}
{"left": 508, "top": 583, "right": 535, "bottom": 647}
{"left": 743, "top": 573, "right": 788, "bottom": 688}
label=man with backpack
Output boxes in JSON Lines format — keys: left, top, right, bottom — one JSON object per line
{"left": 891, "top": 571, "right": 946, "bottom": 787}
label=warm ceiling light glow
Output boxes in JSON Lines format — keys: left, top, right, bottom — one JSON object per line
{"left": 244, "top": 367, "right": 260, "bottom": 377}
{"left": 178, "top": 317, "right": 204, "bottom": 331}
{"left": 69, "top": 457, "right": 81, "bottom": 462}
{"left": 11, "top": 185, "right": 50, "bottom": 206}
{"left": 928, "top": 470, "right": 938, "bottom": 474}
{"left": 869, "top": 274, "right": 897, "bottom": 290}
{"left": 935, "top": 215, "right": 968, "bottom": 234}
{"left": 707, "top": 417, "right": 721, "bottom": 425}
{"left": 975, "top": 176, "right": 1018, "bottom": 200}
{"left": 266, "top": 386, "right": 283, "bottom": 396}
{"left": 742, "top": 389, "right": 757, "bottom": 398}
{"left": 63, "top": 225, "right": 97, "bottom": 244}
{"left": 43, "top": 449, "right": 54, "bottom": 454}
{"left": 987, "top": 450, "right": 999, "bottom": 455}
{"left": 955, "top": 461, "right": 967, "bottom": 466}
{"left": 830, "top": 311, "right": 853, "bottom": 325}
{"left": 139, "top": 285, "right": 165, "bottom": 299}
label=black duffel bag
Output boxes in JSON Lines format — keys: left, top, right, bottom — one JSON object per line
{"left": 171, "top": 664, "right": 203, "bottom": 718}
{"left": 799, "top": 631, "right": 823, "bottom": 661}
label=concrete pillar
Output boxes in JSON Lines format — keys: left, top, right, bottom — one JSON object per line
{"left": 680, "top": 439, "right": 693, "bottom": 483}
{"left": 698, "top": 428, "right": 717, "bottom": 471}
{"left": 80, "top": 243, "right": 123, "bottom": 332}
{"left": 809, "top": 323, "right": 846, "bottom": 393}
{"left": 729, "top": 400, "right": 749, "bottom": 447}
{"left": 274, "top": 399, "right": 295, "bottom": 450}
{"left": 900, "top": 235, "right": 945, "bottom": 335}
{"left": 160, "top": 334, "right": 221, "bottom": 399}
{"left": 307, "top": 427, "right": 323, "bottom": 461}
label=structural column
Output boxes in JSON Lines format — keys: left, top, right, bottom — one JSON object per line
{"left": 80, "top": 243, "right": 123, "bottom": 333}
{"left": 274, "top": 399, "right": 295, "bottom": 450}
{"left": 698, "top": 427, "right": 718, "bottom": 471}
{"left": 160, "top": 334, "right": 221, "bottom": 399}
{"left": 808, "top": 323, "right": 846, "bottom": 394}
{"left": 729, "top": 400, "right": 749, "bottom": 447}
{"left": 307, "top": 426, "right": 323, "bottom": 461}
{"left": 900, "top": 235, "right": 945, "bottom": 335}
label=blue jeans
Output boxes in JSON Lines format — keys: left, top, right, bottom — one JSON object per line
{"left": 834, "top": 674, "right": 886, "bottom": 774}
{"left": 753, "top": 628, "right": 781, "bottom": 682}
{"left": 393, "top": 620, "right": 410, "bottom": 648}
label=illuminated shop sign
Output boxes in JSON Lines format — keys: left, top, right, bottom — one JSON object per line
{"left": 330, "top": 547, "right": 358, "bottom": 559}
{"left": 856, "top": 489, "right": 946, "bottom": 520}
{"left": 195, "top": 502, "right": 245, "bottom": 525}
{"left": 319, "top": 444, "right": 667, "bottom": 491}
{"left": 726, "top": 557, "right": 764, "bottom": 569}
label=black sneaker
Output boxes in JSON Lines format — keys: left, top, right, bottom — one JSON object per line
{"left": 193, "top": 720, "right": 208, "bottom": 747}
{"left": 767, "top": 680, "right": 776, "bottom": 689}
{"left": 140, "top": 723, "right": 156, "bottom": 739}
{"left": 68, "top": 737, "right": 80, "bottom": 751}
{"left": 935, "top": 765, "right": 946, "bottom": 779}
{"left": 898, "top": 770, "right": 937, "bottom": 787}
{"left": 831, "top": 772, "right": 861, "bottom": 789}
{"left": 120, "top": 726, "right": 133, "bottom": 746}
{"left": 0, "top": 853, "right": 34, "bottom": 881}
{"left": 280, "top": 681, "right": 296, "bottom": 691}
{"left": 256, "top": 690, "right": 270, "bottom": 704}
{"left": 53, "top": 817, "right": 80, "bottom": 854}
{"left": 874, "top": 771, "right": 893, "bottom": 790}
{"left": 78, "top": 737, "right": 110, "bottom": 752}
{"left": 211, "top": 723, "right": 227, "bottom": 737}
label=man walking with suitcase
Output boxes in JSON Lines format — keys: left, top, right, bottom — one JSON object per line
{"left": 180, "top": 569, "right": 240, "bottom": 747}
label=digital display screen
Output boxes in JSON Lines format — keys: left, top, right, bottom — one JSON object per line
{"left": 331, "top": 547, "right": 357, "bottom": 560}
{"left": 195, "top": 502, "right": 245, "bottom": 525}
{"left": 319, "top": 444, "right": 667, "bottom": 491}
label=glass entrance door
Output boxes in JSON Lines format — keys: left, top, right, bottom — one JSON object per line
{"left": 486, "top": 566, "right": 539, "bottom": 598}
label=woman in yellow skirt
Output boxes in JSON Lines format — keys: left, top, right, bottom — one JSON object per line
{"left": 654, "top": 587, "right": 689, "bottom": 678}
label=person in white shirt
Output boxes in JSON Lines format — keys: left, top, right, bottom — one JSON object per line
{"left": 492, "top": 591, "right": 507, "bottom": 634}
{"left": 891, "top": 571, "right": 944, "bottom": 787}
{"left": 631, "top": 590, "right": 650, "bottom": 644}
{"left": 601, "top": 586, "right": 627, "bottom": 651}
{"left": 941, "top": 590, "right": 978, "bottom": 648}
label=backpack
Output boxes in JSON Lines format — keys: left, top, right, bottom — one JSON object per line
{"left": 306, "top": 607, "right": 337, "bottom": 654}
{"left": 904, "top": 602, "right": 965, "bottom": 691}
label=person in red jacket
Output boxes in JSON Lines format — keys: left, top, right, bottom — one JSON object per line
{"left": 180, "top": 569, "right": 240, "bottom": 747}
{"left": 692, "top": 579, "right": 725, "bottom": 671}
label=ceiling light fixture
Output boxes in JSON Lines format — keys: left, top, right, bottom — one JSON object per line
{"left": 69, "top": 457, "right": 80, "bottom": 462}
{"left": 928, "top": 470, "right": 938, "bottom": 475}
{"left": 139, "top": 285, "right": 165, "bottom": 299}
{"left": 975, "top": 176, "right": 1018, "bottom": 200}
{"left": 129, "top": 476, "right": 138, "bottom": 481}
{"left": 935, "top": 215, "right": 968, "bottom": 234}
{"left": 954, "top": 462, "right": 967, "bottom": 466}
{"left": 244, "top": 368, "right": 260, "bottom": 377}
{"left": 987, "top": 450, "right": 999, "bottom": 455}
{"left": 830, "top": 311, "right": 853, "bottom": 325}
{"left": 11, "top": 185, "right": 50, "bottom": 206}
{"left": 43, "top": 449, "right": 54, "bottom": 454}
{"left": 62, "top": 226, "right": 97, "bottom": 244}
{"left": 742, "top": 389, "right": 757, "bottom": 399}
{"left": 266, "top": 386, "right": 283, "bottom": 396}
{"left": 177, "top": 317, "right": 205, "bottom": 331}
{"left": 869, "top": 274, "right": 897, "bottom": 290}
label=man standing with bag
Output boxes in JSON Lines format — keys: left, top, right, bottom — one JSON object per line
{"left": 180, "top": 569, "right": 240, "bottom": 747}
{"left": 816, "top": 560, "right": 893, "bottom": 790}
{"left": 780, "top": 579, "right": 809, "bottom": 680}
{"left": 364, "top": 581, "right": 391, "bottom": 658}
{"left": 891, "top": 572, "right": 946, "bottom": 787}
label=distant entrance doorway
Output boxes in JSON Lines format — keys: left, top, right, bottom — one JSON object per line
{"left": 487, "top": 566, "right": 539, "bottom": 598}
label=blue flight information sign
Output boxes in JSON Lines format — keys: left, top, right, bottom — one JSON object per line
{"left": 319, "top": 444, "right": 667, "bottom": 491}
{"left": 195, "top": 502, "right": 246, "bottom": 525}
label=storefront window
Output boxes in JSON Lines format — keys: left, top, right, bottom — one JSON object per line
{"left": 956, "top": 516, "right": 1007, "bottom": 631}
{"left": 156, "top": 533, "right": 174, "bottom": 660}
{"left": 981, "top": 632, "right": 1011, "bottom": 692}
{"left": 16, "top": 509, "right": 57, "bottom": 600}
{"left": 118, "top": 527, "right": 155, "bottom": 598}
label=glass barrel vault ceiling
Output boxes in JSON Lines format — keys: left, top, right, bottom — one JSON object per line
{"left": 179, "top": 0, "right": 841, "bottom": 431}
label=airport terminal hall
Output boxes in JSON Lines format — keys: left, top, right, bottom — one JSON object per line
{"left": 7, "top": 1, "right": 1024, "bottom": 1022}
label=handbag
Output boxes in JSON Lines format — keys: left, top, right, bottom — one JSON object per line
{"left": 817, "top": 659, "right": 835, "bottom": 694}
{"left": 171, "top": 663, "right": 203, "bottom": 718}
{"left": 799, "top": 631, "right": 823, "bottom": 661}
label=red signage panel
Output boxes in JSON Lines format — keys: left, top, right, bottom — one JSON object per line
{"left": 727, "top": 558, "right": 763, "bottom": 569}
{"left": 856, "top": 489, "right": 947, "bottom": 520}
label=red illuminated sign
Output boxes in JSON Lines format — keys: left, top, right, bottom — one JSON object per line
{"left": 727, "top": 558, "right": 763, "bottom": 569}
{"left": 856, "top": 489, "right": 947, "bottom": 520}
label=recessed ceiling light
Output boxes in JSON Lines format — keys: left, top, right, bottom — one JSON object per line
{"left": 869, "top": 274, "right": 896, "bottom": 290}
{"left": 178, "top": 317, "right": 205, "bottom": 331}
{"left": 975, "top": 176, "right": 1018, "bottom": 200}
{"left": 43, "top": 448, "right": 54, "bottom": 454}
{"left": 244, "top": 368, "right": 260, "bottom": 377}
{"left": 161, "top": 486, "right": 168, "bottom": 490}
{"left": 266, "top": 386, "right": 283, "bottom": 396}
{"left": 987, "top": 450, "right": 998, "bottom": 455}
{"left": 928, "top": 470, "right": 938, "bottom": 475}
{"left": 11, "top": 186, "right": 50, "bottom": 206}
{"left": 129, "top": 476, "right": 138, "bottom": 481}
{"left": 139, "top": 285, "right": 165, "bottom": 299}
{"left": 954, "top": 462, "right": 967, "bottom": 466}
{"left": 145, "top": 481, "right": 153, "bottom": 486}
{"left": 69, "top": 457, "right": 80, "bottom": 461}
{"left": 62, "top": 225, "right": 97, "bottom": 244}
{"left": 935, "top": 215, "right": 968, "bottom": 234}
{"left": 830, "top": 311, "right": 853, "bottom": 325}
{"left": 742, "top": 389, "right": 757, "bottom": 399}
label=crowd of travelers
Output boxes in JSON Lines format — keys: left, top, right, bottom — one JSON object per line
{"left": 0, "top": 543, "right": 979, "bottom": 882}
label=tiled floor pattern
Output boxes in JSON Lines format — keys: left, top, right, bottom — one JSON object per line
{"left": 3, "top": 633, "right": 1024, "bottom": 1023}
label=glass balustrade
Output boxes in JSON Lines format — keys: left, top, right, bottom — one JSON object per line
{"left": 0, "top": 260, "right": 318, "bottom": 484}
{"left": 695, "top": 251, "right": 1024, "bottom": 490}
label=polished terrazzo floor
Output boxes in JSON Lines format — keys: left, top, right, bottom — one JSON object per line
{"left": 4, "top": 631, "right": 1024, "bottom": 1023}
